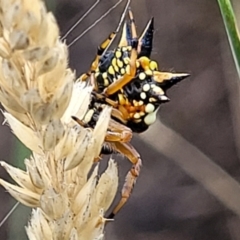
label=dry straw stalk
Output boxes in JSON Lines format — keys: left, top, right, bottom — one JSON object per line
{"left": 0, "top": 0, "right": 118, "bottom": 239}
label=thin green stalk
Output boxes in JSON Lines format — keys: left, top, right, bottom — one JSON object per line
{"left": 218, "top": 0, "right": 240, "bottom": 78}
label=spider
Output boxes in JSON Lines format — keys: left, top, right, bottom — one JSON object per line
{"left": 74, "top": 8, "right": 189, "bottom": 218}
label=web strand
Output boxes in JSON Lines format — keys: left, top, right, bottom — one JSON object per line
{"left": 102, "top": 0, "right": 131, "bottom": 55}
{"left": 0, "top": 202, "right": 19, "bottom": 228}
{"left": 61, "top": 0, "right": 101, "bottom": 41}
{"left": 68, "top": 0, "right": 126, "bottom": 48}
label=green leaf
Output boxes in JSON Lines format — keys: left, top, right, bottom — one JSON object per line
{"left": 218, "top": 0, "right": 240, "bottom": 78}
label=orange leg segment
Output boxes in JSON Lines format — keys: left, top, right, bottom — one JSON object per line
{"left": 103, "top": 40, "right": 138, "bottom": 96}
{"left": 103, "top": 9, "right": 139, "bottom": 96}
{"left": 107, "top": 118, "right": 132, "bottom": 142}
{"left": 72, "top": 113, "right": 141, "bottom": 219}
{"left": 108, "top": 141, "right": 142, "bottom": 218}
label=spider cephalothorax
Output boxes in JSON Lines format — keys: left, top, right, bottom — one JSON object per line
{"left": 76, "top": 9, "right": 189, "bottom": 218}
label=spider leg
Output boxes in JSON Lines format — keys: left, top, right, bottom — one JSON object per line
{"left": 111, "top": 107, "right": 128, "bottom": 124}
{"left": 71, "top": 115, "right": 91, "bottom": 128}
{"left": 107, "top": 141, "right": 142, "bottom": 218}
{"left": 103, "top": 9, "right": 139, "bottom": 96}
{"left": 106, "top": 118, "right": 132, "bottom": 143}
{"left": 128, "top": 8, "right": 137, "bottom": 39}
{"left": 103, "top": 38, "right": 138, "bottom": 95}
{"left": 73, "top": 111, "right": 140, "bottom": 218}
{"left": 79, "top": 32, "right": 116, "bottom": 81}
{"left": 72, "top": 107, "right": 132, "bottom": 143}
{"left": 92, "top": 91, "right": 119, "bottom": 108}
{"left": 118, "top": 8, "right": 137, "bottom": 47}
{"left": 100, "top": 142, "right": 118, "bottom": 155}
{"left": 92, "top": 91, "right": 131, "bottom": 123}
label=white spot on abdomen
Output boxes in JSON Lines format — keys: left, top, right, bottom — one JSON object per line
{"left": 144, "top": 111, "right": 157, "bottom": 126}
{"left": 140, "top": 92, "right": 146, "bottom": 99}
{"left": 143, "top": 84, "right": 150, "bottom": 92}
{"left": 145, "top": 103, "right": 155, "bottom": 113}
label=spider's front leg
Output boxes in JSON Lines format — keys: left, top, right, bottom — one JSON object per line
{"left": 97, "top": 117, "right": 142, "bottom": 218}
{"left": 106, "top": 141, "right": 142, "bottom": 218}
{"left": 106, "top": 118, "right": 132, "bottom": 143}
{"left": 79, "top": 32, "right": 116, "bottom": 82}
{"left": 103, "top": 40, "right": 138, "bottom": 96}
{"left": 92, "top": 91, "right": 130, "bottom": 123}
{"left": 72, "top": 107, "right": 132, "bottom": 144}
{"left": 103, "top": 9, "right": 139, "bottom": 96}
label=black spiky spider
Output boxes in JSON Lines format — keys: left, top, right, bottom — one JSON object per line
{"left": 74, "top": 9, "right": 189, "bottom": 218}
